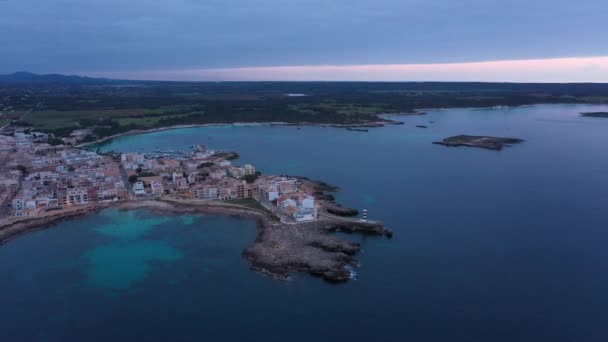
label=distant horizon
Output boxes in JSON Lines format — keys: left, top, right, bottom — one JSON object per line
{"left": 71, "top": 56, "right": 606, "bottom": 83}
{"left": 4, "top": 56, "right": 608, "bottom": 84}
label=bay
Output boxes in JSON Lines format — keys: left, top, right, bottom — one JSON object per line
{"left": 2, "top": 104, "right": 608, "bottom": 341}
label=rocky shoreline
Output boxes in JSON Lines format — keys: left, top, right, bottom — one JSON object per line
{"left": 0, "top": 188, "right": 389, "bottom": 282}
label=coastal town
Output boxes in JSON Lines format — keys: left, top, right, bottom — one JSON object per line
{"left": 0, "top": 131, "right": 320, "bottom": 224}
{"left": 0, "top": 128, "right": 390, "bottom": 283}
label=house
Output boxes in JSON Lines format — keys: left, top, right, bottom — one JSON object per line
{"left": 300, "top": 196, "right": 315, "bottom": 209}
{"left": 194, "top": 185, "right": 218, "bottom": 199}
{"left": 12, "top": 196, "right": 27, "bottom": 210}
{"left": 115, "top": 182, "right": 127, "bottom": 199}
{"left": 67, "top": 188, "right": 89, "bottom": 205}
{"left": 294, "top": 208, "right": 316, "bottom": 222}
{"left": 14, "top": 207, "right": 39, "bottom": 217}
{"left": 243, "top": 164, "right": 255, "bottom": 176}
{"left": 277, "top": 179, "right": 298, "bottom": 195}
{"left": 133, "top": 181, "right": 146, "bottom": 197}
{"left": 210, "top": 169, "right": 227, "bottom": 180}
{"left": 264, "top": 186, "right": 280, "bottom": 201}
{"left": 151, "top": 180, "right": 164, "bottom": 197}
{"left": 229, "top": 167, "right": 245, "bottom": 179}
{"left": 278, "top": 196, "right": 297, "bottom": 209}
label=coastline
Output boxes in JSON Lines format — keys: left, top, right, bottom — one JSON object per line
{"left": 0, "top": 199, "right": 269, "bottom": 247}
{"left": 0, "top": 188, "right": 388, "bottom": 282}
{"left": 78, "top": 103, "right": 558, "bottom": 148}
{"left": 76, "top": 116, "right": 409, "bottom": 148}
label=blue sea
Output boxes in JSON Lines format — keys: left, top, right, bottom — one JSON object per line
{"left": 2, "top": 104, "right": 608, "bottom": 341}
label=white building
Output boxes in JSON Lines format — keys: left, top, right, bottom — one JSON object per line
{"left": 210, "top": 169, "right": 227, "bottom": 180}
{"left": 133, "top": 181, "right": 146, "bottom": 197}
{"left": 294, "top": 208, "right": 316, "bottom": 222}
{"left": 194, "top": 185, "right": 218, "bottom": 199}
{"left": 243, "top": 164, "right": 255, "bottom": 176}
{"left": 67, "top": 188, "right": 89, "bottom": 205}
{"left": 151, "top": 181, "right": 164, "bottom": 197}
{"left": 266, "top": 187, "right": 280, "bottom": 201}
{"left": 229, "top": 167, "right": 245, "bottom": 179}
{"left": 301, "top": 196, "right": 315, "bottom": 209}
{"left": 278, "top": 197, "right": 297, "bottom": 209}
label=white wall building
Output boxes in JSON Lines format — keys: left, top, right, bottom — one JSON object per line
{"left": 133, "top": 181, "right": 146, "bottom": 197}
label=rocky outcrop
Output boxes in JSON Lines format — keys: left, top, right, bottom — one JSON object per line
{"left": 325, "top": 204, "right": 359, "bottom": 217}
{"left": 1, "top": 198, "right": 387, "bottom": 284}
{"left": 215, "top": 151, "right": 240, "bottom": 160}
{"left": 384, "top": 227, "right": 394, "bottom": 238}
{"left": 433, "top": 135, "right": 524, "bottom": 151}
{"left": 328, "top": 222, "right": 385, "bottom": 235}
{"left": 243, "top": 220, "right": 361, "bottom": 283}
{"left": 294, "top": 177, "right": 340, "bottom": 202}
{"left": 581, "top": 112, "right": 608, "bottom": 118}
{"left": 345, "top": 128, "right": 369, "bottom": 132}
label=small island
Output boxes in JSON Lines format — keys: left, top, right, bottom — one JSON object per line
{"left": 581, "top": 112, "right": 608, "bottom": 118}
{"left": 433, "top": 135, "right": 524, "bottom": 151}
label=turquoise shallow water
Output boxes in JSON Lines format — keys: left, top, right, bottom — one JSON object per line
{"left": 84, "top": 210, "right": 182, "bottom": 291}
{"left": 2, "top": 104, "right": 608, "bottom": 341}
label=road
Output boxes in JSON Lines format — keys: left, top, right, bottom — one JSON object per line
{"left": 318, "top": 211, "right": 383, "bottom": 225}
{"left": 119, "top": 163, "right": 132, "bottom": 193}
{"left": 0, "top": 102, "right": 43, "bottom": 132}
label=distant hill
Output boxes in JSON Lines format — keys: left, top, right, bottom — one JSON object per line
{"left": 0, "top": 71, "right": 115, "bottom": 85}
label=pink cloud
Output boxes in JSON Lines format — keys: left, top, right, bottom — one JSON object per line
{"left": 84, "top": 56, "right": 608, "bottom": 82}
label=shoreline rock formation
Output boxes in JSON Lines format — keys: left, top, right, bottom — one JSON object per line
{"left": 433, "top": 135, "right": 524, "bottom": 151}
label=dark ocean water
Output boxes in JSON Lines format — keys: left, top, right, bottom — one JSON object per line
{"left": 2, "top": 104, "right": 608, "bottom": 341}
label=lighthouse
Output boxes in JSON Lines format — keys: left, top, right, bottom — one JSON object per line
{"left": 362, "top": 209, "right": 368, "bottom": 223}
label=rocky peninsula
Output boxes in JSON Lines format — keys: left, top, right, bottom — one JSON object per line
{"left": 0, "top": 180, "right": 390, "bottom": 283}
{"left": 433, "top": 135, "right": 524, "bottom": 151}
{"left": 0, "top": 124, "right": 391, "bottom": 283}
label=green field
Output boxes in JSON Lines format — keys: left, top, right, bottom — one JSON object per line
{"left": 289, "top": 102, "right": 389, "bottom": 116}
{"left": 224, "top": 198, "right": 278, "bottom": 219}
{"left": 21, "top": 106, "right": 200, "bottom": 136}
{"left": 24, "top": 109, "right": 155, "bottom": 129}
{"left": 115, "top": 114, "right": 190, "bottom": 128}
{"left": 225, "top": 198, "right": 267, "bottom": 211}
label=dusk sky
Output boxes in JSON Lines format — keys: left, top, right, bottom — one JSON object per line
{"left": 1, "top": 0, "right": 607, "bottom": 81}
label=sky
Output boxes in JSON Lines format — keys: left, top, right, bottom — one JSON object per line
{"left": 1, "top": 0, "right": 607, "bottom": 82}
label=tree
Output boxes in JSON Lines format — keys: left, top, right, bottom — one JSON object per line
{"left": 138, "top": 172, "right": 156, "bottom": 177}
{"left": 68, "top": 166, "right": 75, "bottom": 172}
{"left": 243, "top": 174, "right": 259, "bottom": 184}
{"left": 49, "top": 137, "right": 64, "bottom": 146}
{"left": 128, "top": 175, "right": 138, "bottom": 183}
{"left": 16, "top": 164, "right": 28, "bottom": 175}
{"left": 197, "top": 162, "right": 214, "bottom": 169}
